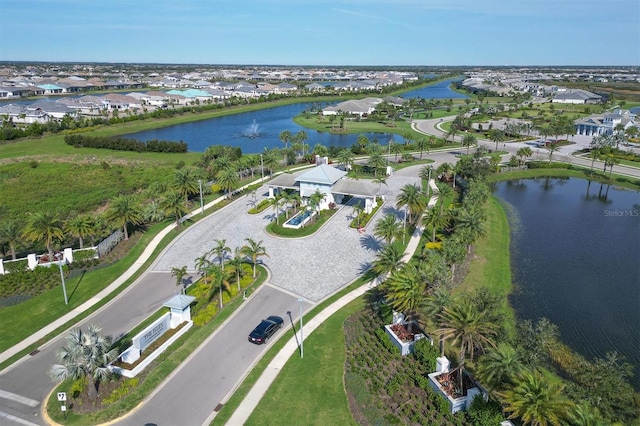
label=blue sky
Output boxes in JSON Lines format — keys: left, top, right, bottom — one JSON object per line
{"left": 1, "top": 0, "right": 638, "bottom": 66}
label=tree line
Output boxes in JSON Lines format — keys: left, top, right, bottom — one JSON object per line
{"left": 64, "top": 134, "right": 188, "bottom": 153}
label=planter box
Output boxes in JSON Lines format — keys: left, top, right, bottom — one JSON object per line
{"left": 428, "top": 369, "right": 488, "bottom": 414}
{"left": 384, "top": 320, "right": 432, "bottom": 356}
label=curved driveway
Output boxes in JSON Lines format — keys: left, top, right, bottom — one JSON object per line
{"left": 153, "top": 173, "right": 422, "bottom": 302}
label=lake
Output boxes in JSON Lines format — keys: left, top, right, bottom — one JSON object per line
{"left": 125, "top": 102, "right": 407, "bottom": 154}
{"left": 495, "top": 177, "right": 640, "bottom": 388}
{"left": 126, "top": 77, "right": 468, "bottom": 153}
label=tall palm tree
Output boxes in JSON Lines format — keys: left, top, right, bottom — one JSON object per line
{"left": 516, "top": 146, "right": 533, "bottom": 166}
{"left": 395, "top": 183, "right": 427, "bottom": 225}
{"left": 416, "top": 138, "right": 430, "bottom": 159}
{"left": 368, "top": 151, "right": 387, "bottom": 177}
{"left": 382, "top": 265, "right": 425, "bottom": 333}
{"left": 423, "top": 206, "right": 450, "bottom": 242}
{"left": 0, "top": 220, "right": 22, "bottom": 260}
{"left": 194, "top": 254, "right": 212, "bottom": 284}
{"left": 172, "top": 168, "right": 199, "bottom": 205}
{"left": 545, "top": 142, "right": 561, "bottom": 163}
{"left": 208, "top": 265, "right": 234, "bottom": 308}
{"left": 279, "top": 130, "right": 292, "bottom": 150}
{"left": 454, "top": 207, "right": 486, "bottom": 244}
{"left": 170, "top": 265, "right": 188, "bottom": 293}
{"left": 160, "top": 191, "right": 188, "bottom": 226}
{"left": 210, "top": 238, "right": 230, "bottom": 271}
{"left": 442, "top": 236, "right": 466, "bottom": 280}
{"left": 228, "top": 247, "right": 245, "bottom": 292}
{"left": 462, "top": 134, "right": 477, "bottom": 155}
{"left": 216, "top": 167, "right": 239, "bottom": 199}
{"left": 372, "top": 244, "right": 404, "bottom": 277}
{"left": 476, "top": 343, "right": 525, "bottom": 395}
{"left": 106, "top": 195, "right": 142, "bottom": 240}
{"left": 22, "top": 211, "right": 65, "bottom": 259}
{"left": 272, "top": 192, "right": 285, "bottom": 224}
{"left": 500, "top": 370, "right": 573, "bottom": 426}
{"left": 49, "top": 324, "right": 118, "bottom": 400}
{"left": 374, "top": 213, "right": 402, "bottom": 245}
{"left": 424, "top": 285, "right": 451, "bottom": 354}
{"left": 241, "top": 238, "right": 269, "bottom": 278}
{"left": 336, "top": 148, "right": 355, "bottom": 171}
{"left": 435, "top": 182, "right": 454, "bottom": 215}
{"left": 65, "top": 214, "right": 93, "bottom": 249}
{"left": 437, "top": 298, "right": 497, "bottom": 390}
{"left": 489, "top": 129, "right": 506, "bottom": 152}
{"left": 352, "top": 202, "right": 364, "bottom": 228}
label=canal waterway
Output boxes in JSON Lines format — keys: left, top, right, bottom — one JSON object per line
{"left": 494, "top": 177, "right": 640, "bottom": 388}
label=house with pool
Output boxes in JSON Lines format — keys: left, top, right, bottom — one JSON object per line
{"left": 265, "top": 164, "right": 381, "bottom": 216}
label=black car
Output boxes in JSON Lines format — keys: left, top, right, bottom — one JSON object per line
{"left": 248, "top": 315, "right": 284, "bottom": 344}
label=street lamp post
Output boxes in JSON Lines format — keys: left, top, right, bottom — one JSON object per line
{"left": 55, "top": 255, "right": 68, "bottom": 305}
{"left": 260, "top": 154, "right": 264, "bottom": 180}
{"left": 198, "top": 179, "right": 204, "bottom": 215}
{"left": 298, "top": 298, "right": 304, "bottom": 358}
{"left": 403, "top": 207, "right": 407, "bottom": 244}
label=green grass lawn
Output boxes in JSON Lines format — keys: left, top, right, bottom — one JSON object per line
{"left": 245, "top": 298, "right": 363, "bottom": 426}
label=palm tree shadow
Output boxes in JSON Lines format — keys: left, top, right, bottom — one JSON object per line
{"left": 360, "top": 234, "right": 383, "bottom": 252}
{"left": 358, "top": 261, "right": 373, "bottom": 275}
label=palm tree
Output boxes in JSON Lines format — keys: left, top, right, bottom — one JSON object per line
{"left": 65, "top": 214, "right": 93, "bottom": 249}
{"left": 336, "top": 149, "right": 355, "bottom": 171}
{"left": 424, "top": 207, "right": 449, "bottom": 242}
{"left": 170, "top": 265, "right": 188, "bottom": 293}
{"left": 0, "top": 220, "right": 22, "bottom": 260}
{"left": 545, "top": 141, "right": 561, "bottom": 163}
{"left": 395, "top": 183, "right": 427, "bottom": 225}
{"left": 308, "top": 189, "right": 325, "bottom": 217}
{"left": 160, "top": 191, "right": 188, "bottom": 226}
{"left": 49, "top": 324, "right": 118, "bottom": 400}
{"left": 382, "top": 265, "right": 425, "bottom": 333}
{"left": 500, "top": 370, "right": 573, "bottom": 426}
{"left": 462, "top": 134, "right": 477, "bottom": 155}
{"left": 216, "top": 167, "right": 239, "bottom": 199}
{"left": 442, "top": 237, "right": 466, "bottom": 281}
{"left": 476, "top": 343, "right": 525, "bottom": 395}
{"left": 588, "top": 149, "right": 601, "bottom": 174}
{"left": 272, "top": 192, "right": 285, "bottom": 224}
{"left": 228, "top": 247, "right": 245, "bottom": 292}
{"left": 23, "top": 211, "right": 65, "bottom": 259}
{"left": 435, "top": 182, "right": 454, "bottom": 215}
{"left": 261, "top": 148, "right": 280, "bottom": 176}
{"left": 516, "top": 146, "right": 533, "bottom": 166}
{"left": 172, "top": 168, "right": 199, "bottom": 205}
{"left": 437, "top": 298, "right": 497, "bottom": 390}
{"left": 368, "top": 151, "right": 387, "bottom": 177}
{"left": 374, "top": 214, "right": 401, "bottom": 245}
{"left": 352, "top": 202, "right": 364, "bottom": 228}
{"left": 194, "top": 254, "right": 212, "bottom": 284}
{"left": 210, "top": 239, "right": 230, "bottom": 271}
{"left": 106, "top": 195, "right": 142, "bottom": 240}
{"left": 416, "top": 138, "right": 430, "bottom": 159}
{"left": 208, "top": 265, "right": 234, "bottom": 308}
{"left": 241, "top": 238, "right": 269, "bottom": 278}
{"left": 488, "top": 129, "right": 506, "bottom": 152}
{"left": 372, "top": 244, "right": 404, "bottom": 277}
{"left": 454, "top": 207, "right": 486, "bottom": 244}
{"left": 605, "top": 155, "right": 620, "bottom": 181}
{"left": 279, "top": 130, "right": 292, "bottom": 150}
{"left": 424, "top": 285, "right": 451, "bottom": 355}
{"left": 390, "top": 141, "right": 403, "bottom": 161}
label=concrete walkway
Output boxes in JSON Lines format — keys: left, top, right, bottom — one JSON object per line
{"left": 224, "top": 184, "right": 438, "bottom": 425}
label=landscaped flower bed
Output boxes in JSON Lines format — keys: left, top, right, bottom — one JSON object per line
{"left": 384, "top": 320, "right": 431, "bottom": 356}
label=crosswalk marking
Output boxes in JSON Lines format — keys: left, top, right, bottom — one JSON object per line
{"left": 0, "top": 390, "right": 40, "bottom": 407}
{"left": 0, "top": 410, "right": 41, "bottom": 426}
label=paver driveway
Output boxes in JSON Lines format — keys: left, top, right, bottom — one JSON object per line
{"left": 153, "top": 169, "right": 423, "bottom": 302}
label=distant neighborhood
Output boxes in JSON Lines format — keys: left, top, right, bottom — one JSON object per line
{"left": 1, "top": 63, "right": 638, "bottom": 138}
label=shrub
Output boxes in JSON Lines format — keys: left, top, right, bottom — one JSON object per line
{"left": 102, "top": 378, "right": 139, "bottom": 405}
{"left": 192, "top": 302, "right": 218, "bottom": 326}
{"left": 413, "top": 338, "right": 439, "bottom": 372}
{"left": 70, "top": 377, "right": 88, "bottom": 398}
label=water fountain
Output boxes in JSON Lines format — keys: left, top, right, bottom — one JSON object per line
{"left": 242, "top": 119, "right": 263, "bottom": 139}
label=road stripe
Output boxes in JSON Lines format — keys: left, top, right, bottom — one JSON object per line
{"left": 0, "top": 390, "right": 40, "bottom": 407}
{"left": 0, "top": 410, "right": 41, "bottom": 426}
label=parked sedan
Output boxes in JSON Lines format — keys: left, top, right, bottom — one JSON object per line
{"left": 248, "top": 315, "right": 284, "bottom": 344}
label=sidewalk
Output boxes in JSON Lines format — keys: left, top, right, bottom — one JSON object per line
{"left": 0, "top": 173, "right": 281, "bottom": 366}
{"left": 223, "top": 185, "right": 437, "bottom": 425}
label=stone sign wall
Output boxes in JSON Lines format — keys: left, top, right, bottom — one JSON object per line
{"left": 133, "top": 312, "right": 171, "bottom": 352}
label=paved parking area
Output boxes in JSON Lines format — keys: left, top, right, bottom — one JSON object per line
{"left": 152, "top": 169, "right": 422, "bottom": 302}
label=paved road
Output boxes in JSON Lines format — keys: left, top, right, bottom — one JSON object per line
{"left": 0, "top": 168, "right": 422, "bottom": 426}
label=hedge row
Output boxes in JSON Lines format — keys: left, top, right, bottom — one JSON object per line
{"left": 64, "top": 134, "right": 188, "bottom": 153}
